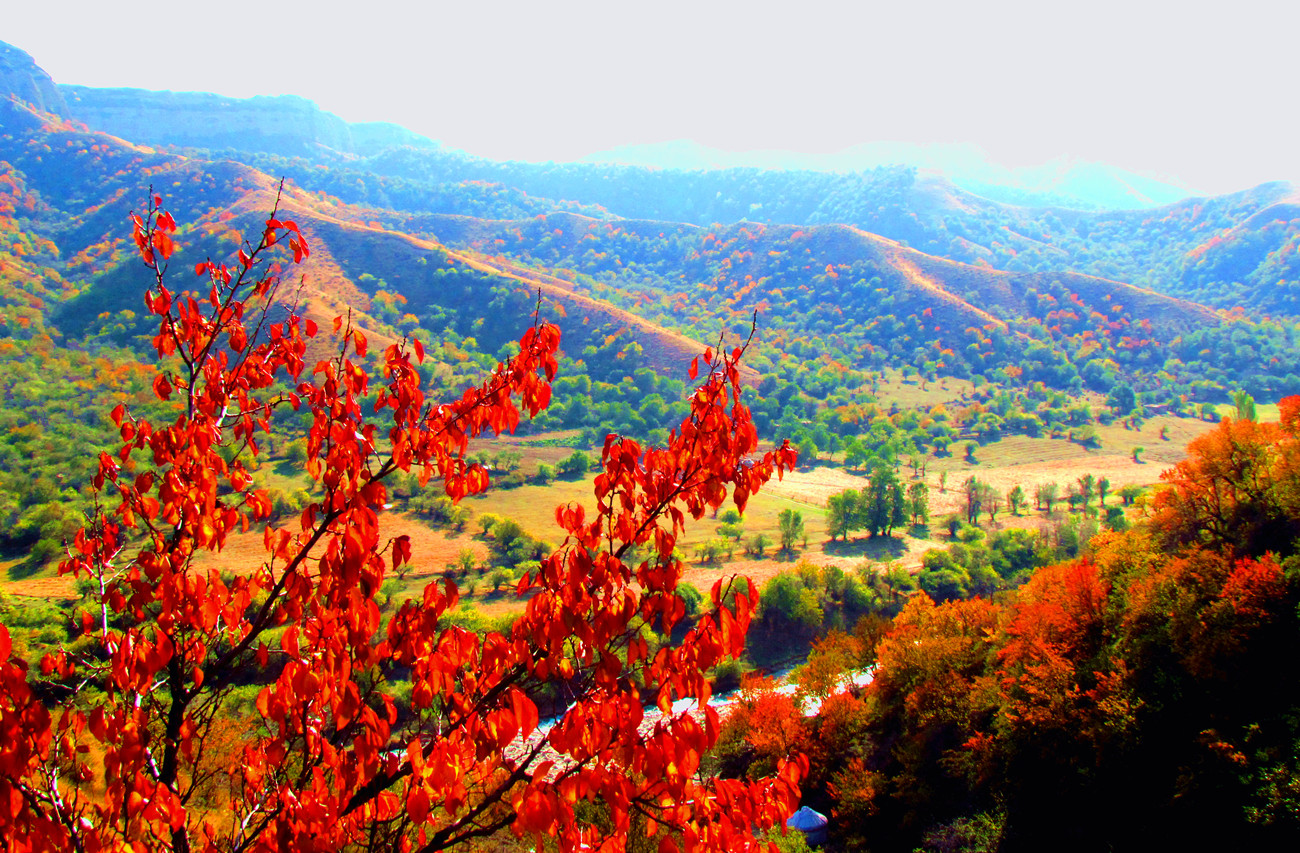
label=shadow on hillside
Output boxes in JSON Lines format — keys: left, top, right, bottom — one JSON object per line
{"left": 822, "top": 536, "right": 908, "bottom": 562}
{"left": 1, "top": 545, "right": 47, "bottom": 581}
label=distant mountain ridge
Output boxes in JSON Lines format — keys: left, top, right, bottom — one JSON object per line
{"left": 7, "top": 35, "right": 1297, "bottom": 319}
{"left": 2, "top": 36, "right": 1300, "bottom": 407}
{"left": 578, "top": 139, "right": 1197, "bottom": 211}
{"left": 57, "top": 84, "right": 440, "bottom": 159}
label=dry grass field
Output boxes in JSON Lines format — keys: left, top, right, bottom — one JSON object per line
{"left": 0, "top": 403, "right": 1222, "bottom": 614}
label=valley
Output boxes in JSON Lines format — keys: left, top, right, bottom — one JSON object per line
{"left": 1, "top": 34, "right": 1299, "bottom": 853}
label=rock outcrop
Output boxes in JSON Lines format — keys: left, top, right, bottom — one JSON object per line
{"left": 0, "top": 38, "right": 440, "bottom": 160}
{"left": 60, "top": 86, "right": 357, "bottom": 156}
{"left": 0, "top": 41, "right": 67, "bottom": 117}
{"left": 58, "top": 86, "right": 442, "bottom": 159}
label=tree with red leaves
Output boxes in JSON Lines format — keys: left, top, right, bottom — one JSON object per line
{"left": 0, "top": 194, "right": 801, "bottom": 852}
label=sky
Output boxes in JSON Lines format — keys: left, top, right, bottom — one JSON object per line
{"left": 5, "top": 0, "right": 1298, "bottom": 194}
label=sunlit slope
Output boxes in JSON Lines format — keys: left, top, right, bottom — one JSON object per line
{"left": 425, "top": 212, "right": 1223, "bottom": 362}
{"left": 6, "top": 120, "right": 726, "bottom": 377}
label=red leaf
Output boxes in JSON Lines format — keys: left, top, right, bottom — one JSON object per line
{"left": 408, "top": 786, "right": 431, "bottom": 824}
{"left": 393, "top": 535, "right": 412, "bottom": 568}
{"left": 511, "top": 689, "right": 539, "bottom": 740}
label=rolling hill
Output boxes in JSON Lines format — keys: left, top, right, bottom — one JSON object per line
{"left": 0, "top": 36, "right": 1297, "bottom": 420}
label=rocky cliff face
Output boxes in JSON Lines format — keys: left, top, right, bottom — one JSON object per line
{"left": 0, "top": 39, "right": 439, "bottom": 159}
{"left": 0, "top": 41, "right": 67, "bottom": 116}
{"left": 60, "top": 86, "right": 360, "bottom": 156}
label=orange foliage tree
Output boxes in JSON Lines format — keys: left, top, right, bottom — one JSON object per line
{"left": 793, "top": 405, "right": 1300, "bottom": 849}
{"left": 0, "top": 195, "right": 801, "bottom": 852}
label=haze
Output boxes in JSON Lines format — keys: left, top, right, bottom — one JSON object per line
{"left": 7, "top": 0, "right": 1297, "bottom": 195}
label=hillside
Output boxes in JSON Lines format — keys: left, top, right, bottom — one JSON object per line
{"left": 221, "top": 144, "right": 1300, "bottom": 319}
{"left": 2, "top": 90, "right": 1298, "bottom": 411}
{"left": 0, "top": 27, "right": 1281, "bottom": 325}
{"left": 0, "top": 39, "right": 1298, "bottom": 448}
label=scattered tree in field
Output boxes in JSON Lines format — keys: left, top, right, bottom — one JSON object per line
{"left": 778, "top": 508, "right": 806, "bottom": 552}
{"left": 1233, "top": 388, "right": 1257, "bottom": 421}
{"left": 962, "top": 476, "right": 984, "bottom": 524}
{"left": 1096, "top": 476, "right": 1110, "bottom": 507}
{"left": 982, "top": 483, "right": 1001, "bottom": 524}
{"left": 449, "top": 548, "right": 478, "bottom": 577}
{"left": 0, "top": 198, "right": 803, "bottom": 852}
{"left": 863, "top": 466, "right": 907, "bottom": 537}
{"left": 556, "top": 448, "right": 592, "bottom": 478}
{"left": 1108, "top": 382, "right": 1137, "bottom": 413}
{"left": 1133, "top": 445, "right": 1145, "bottom": 462}
{"left": 826, "top": 466, "right": 908, "bottom": 541}
{"left": 1037, "top": 481, "right": 1060, "bottom": 514}
{"left": 1119, "top": 484, "right": 1142, "bottom": 506}
{"left": 695, "top": 538, "right": 730, "bottom": 564}
{"left": 487, "top": 566, "right": 514, "bottom": 592}
{"left": 717, "top": 507, "right": 745, "bottom": 542}
{"left": 748, "top": 531, "right": 772, "bottom": 557}
{"left": 944, "top": 513, "right": 963, "bottom": 539}
{"left": 826, "top": 491, "right": 855, "bottom": 542}
{"left": 1077, "top": 473, "right": 1095, "bottom": 511}
{"left": 1007, "top": 484, "right": 1026, "bottom": 516}
{"left": 907, "top": 480, "right": 929, "bottom": 526}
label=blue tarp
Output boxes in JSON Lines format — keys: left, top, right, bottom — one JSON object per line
{"left": 786, "top": 806, "right": 829, "bottom": 846}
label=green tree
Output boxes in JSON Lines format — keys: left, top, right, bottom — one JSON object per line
{"left": 797, "top": 435, "right": 819, "bottom": 467}
{"left": 1233, "top": 388, "right": 1257, "bottom": 421}
{"left": 1077, "top": 473, "right": 1095, "bottom": 511}
{"left": 450, "top": 548, "right": 478, "bottom": 576}
{"left": 557, "top": 449, "right": 593, "bottom": 478}
{"left": 907, "top": 481, "right": 930, "bottom": 526}
{"left": 1007, "top": 484, "right": 1026, "bottom": 516}
{"left": 826, "top": 491, "right": 857, "bottom": 541}
{"left": 963, "top": 475, "right": 983, "bottom": 524}
{"left": 778, "top": 508, "right": 806, "bottom": 552}
{"left": 1108, "top": 382, "right": 1137, "bottom": 413}
{"left": 864, "top": 466, "right": 906, "bottom": 537}
{"left": 1037, "top": 482, "right": 1060, "bottom": 514}
{"left": 980, "top": 482, "right": 1001, "bottom": 524}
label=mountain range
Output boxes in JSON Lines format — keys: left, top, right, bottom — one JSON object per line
{"left": 1, "top": 37, "right": 1299, "bottom": 413}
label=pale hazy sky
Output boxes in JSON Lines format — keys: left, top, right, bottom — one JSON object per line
{"left": 6, "top": 0, "right": 1297, "bottom": 194}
